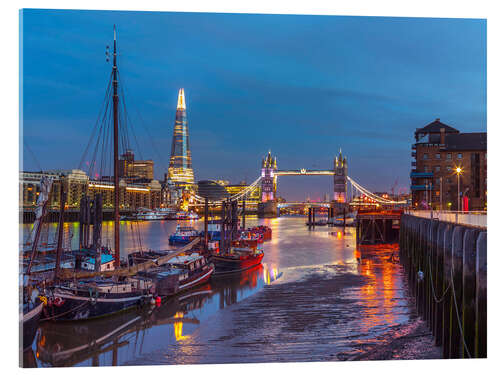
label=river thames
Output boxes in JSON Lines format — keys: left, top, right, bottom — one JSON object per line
{"left": 23, "top": 216, "right": 415, "bottom": 367}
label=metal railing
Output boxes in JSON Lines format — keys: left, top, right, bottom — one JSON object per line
{"left": 405, "top": 209, "right": 487, "bottom": 228}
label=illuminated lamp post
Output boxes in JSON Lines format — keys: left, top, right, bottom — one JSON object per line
{"left": 455, "top": 167, "right": 463, "bottom": 211}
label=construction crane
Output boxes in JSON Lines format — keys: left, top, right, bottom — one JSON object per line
{"left": 390, "top": 178, "right": 399, "bottom": 198}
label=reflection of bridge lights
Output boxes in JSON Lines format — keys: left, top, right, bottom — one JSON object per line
{"left": 336, "top": 231, "right": 343, "bottom": 240}
{"left": 173, "top": 312, "right": 190, "bottom": 341}
{"left": 263, "top": 266, "right": 281, "bottom": 285}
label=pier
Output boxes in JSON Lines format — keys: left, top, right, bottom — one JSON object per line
{"left": 399, "top": 212, "right": 487, "bottom": 358}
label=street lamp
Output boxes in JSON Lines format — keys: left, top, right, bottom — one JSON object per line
{"left": 455, "top": 167, "right": 463, "bottom": 211}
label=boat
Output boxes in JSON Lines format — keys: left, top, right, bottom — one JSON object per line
{"left": 175, "top": 211, "right": 200, "bottom": 220}
{"left": 127, "top": 249, "right": 171, "bottom": 266}
{"left": 169, "top": 224, "right": 200, "bottom": 245}
{"left": 139, "top": 253, "right": 214, "bottom": 296}
{"left": 41, "top": 276, "right": 154, "bottom": 321}
{"left": 21, "top": 291, "right": 44, "bottom": 351}
{"left": 39, "top": 27, "right": 155, "bottom": 321}
{"left": 135, "top": 207, "right": 176, "bottom": 221}
{"left": 247, "top": 225, "right": 272, "bottom": 241}
{"left": 332, "top": 212, "right": 356, "bottom": 227}
{"left": 211, "top": 246, "right": 264, "bottom": 276}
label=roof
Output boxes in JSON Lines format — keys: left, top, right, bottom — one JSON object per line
{"left": 86, "top": 254, "right": 114, "bottom": 264}
{"left": 415, "top": 119, "right": 459, "bottom": 134}
{"left": 167, "top": 253, "right": 203, "bottom": 265}
{"left": 444, "top": 132, "right": 487, "bottom": 151}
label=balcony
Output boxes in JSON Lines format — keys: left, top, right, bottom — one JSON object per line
{"left": 411, "top": 152, "right": 416, "bottom": 158}
{"left": 410, "top": 184, "right": 434, "bottom": 191}
{"left": 410, "top": 171, "right": 433, "bottom": 178}
{"left": 411, "top": 144, "right": 416, "bottom": 150}
{"left": 411, "top": 161, "right": 416, "bottom": 167}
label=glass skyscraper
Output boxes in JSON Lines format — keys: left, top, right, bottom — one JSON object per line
{"left": 167, "top": 88, "right": 194, "bottom": 185}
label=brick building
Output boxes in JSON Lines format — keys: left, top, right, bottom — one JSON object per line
{"left": 411, "top": 119, "right": 486, "bottom": 211}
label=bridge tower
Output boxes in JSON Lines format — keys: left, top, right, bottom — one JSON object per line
{"left": 333, "top": 149, "right": 347, "bottom": 203}
{"left": 258, "top": 151, "right": 278, "bottom": 217}
{"left": 260, "top": 151, "right": 277, "bottom": 202}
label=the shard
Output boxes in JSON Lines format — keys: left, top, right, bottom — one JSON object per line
{"left": 167, "top": 88, "right": 194, "bottom": 185}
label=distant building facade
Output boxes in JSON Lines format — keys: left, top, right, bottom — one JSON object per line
{"left": 411, "top": 119, "right": 487, "bottom": 210}
{"left": 20, "top": 169, "right": 161, "bottom": 210}
{"left": 167, "top": 88, "right": 194, "bottom": 188}
{"left": 118, "top": 149, "right": 154, "bottom": 182}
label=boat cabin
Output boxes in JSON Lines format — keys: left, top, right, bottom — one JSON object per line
{"left": 81, "top": 253, "right": 115, "bottom": 272}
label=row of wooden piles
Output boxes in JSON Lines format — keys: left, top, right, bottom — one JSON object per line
{"left": 399, "top": 213, "right": 487, "bottom": 358}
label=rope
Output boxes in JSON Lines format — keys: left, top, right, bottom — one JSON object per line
{"left": 40, "top": 300, "right": 89, "bottom": 321}
{"left": 427, "top": 254, "right": 451, "bottom": 304}
{"left": 425, "top": 250, "right": 472, "bottom": 358}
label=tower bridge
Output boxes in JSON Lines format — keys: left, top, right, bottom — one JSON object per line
{"left": 190, "top": 149, "right": 407, "bottom": 218}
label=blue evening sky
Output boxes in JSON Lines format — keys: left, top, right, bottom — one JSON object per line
{"left": 20, "top": 9, "right": 486, "bottom": 201}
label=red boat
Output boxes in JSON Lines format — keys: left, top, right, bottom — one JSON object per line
{"left": 247, "top": 226, "right": 272, "bottom": 241}
{"left": 237, "top": 230, "right": 264, "bottom": 248}
{"left": 210, "top": 247, "right": 264, "bottom": 276}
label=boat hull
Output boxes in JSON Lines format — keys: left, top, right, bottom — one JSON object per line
{"left": 168, "top": 235, "right": 198, "bottom": 245}
{"left": 178, "top": 266, "right": 214, "bottom": 292}
{"left": 211, "top": 253, "right": 264, "bottom": 276}
{"left": 43, "top": 291, "right": 152, "bottom": 321}
{"left": 21, "top": 301, "right": 44, "bottom": 351}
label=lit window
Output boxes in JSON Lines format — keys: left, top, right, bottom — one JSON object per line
{"left": 458, "top": 153, "right": 463, "bottom": 159}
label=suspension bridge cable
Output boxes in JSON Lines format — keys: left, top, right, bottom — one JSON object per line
{"left": 347, "top": 176, "right": 407, "bottom": 204}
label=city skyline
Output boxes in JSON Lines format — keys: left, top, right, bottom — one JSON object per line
{"left": 20, "top": 10, "right": 486, "bottom": 201}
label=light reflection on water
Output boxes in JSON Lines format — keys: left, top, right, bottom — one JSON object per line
{"left": 26, "top": 217, "right": 411, "bottom": 366}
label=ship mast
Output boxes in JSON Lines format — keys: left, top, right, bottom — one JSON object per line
{"left": 112, "top": 25, "right": 120, "bottom": 268}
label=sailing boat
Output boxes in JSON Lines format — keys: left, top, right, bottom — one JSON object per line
{"left": 40, "top": 26, "right": 155, "bottom": 321}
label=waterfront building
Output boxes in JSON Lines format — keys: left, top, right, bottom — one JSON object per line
{"left": 20, "top": 170, "right": 65, "bottom": 208}
{"left": 118, "top": 149, "right": 154, "bottom": 182}
{"left": 20, "top": 169, "right": 162, "bottom": 210}
{"left": 333, "top": 149, "right": 347, "bottom": 203}
{"left": 410, "top": 119, "right": 487, "bottom": 210}
{"left": 167, "top": 88, "right": 194, "bottom": 187}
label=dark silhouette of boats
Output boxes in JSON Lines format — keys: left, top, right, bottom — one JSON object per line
{"left": 36, "top": 286, "right": 212, "bottom": 367}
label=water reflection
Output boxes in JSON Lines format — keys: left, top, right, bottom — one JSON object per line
{"left": 35, "top": 263, "right": 279, "bottom": 367}
{"left": 353, "top": 243, "right": 403, "bottom": 341}
{"left": 26, "top": 218, "right": 411, "bottom": 366}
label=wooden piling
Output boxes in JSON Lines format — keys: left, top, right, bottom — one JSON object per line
{"left": 428, "top": 220, "right": 439, "bottom": 331}
{"left": 442, "top": 224, "right": 453, "bottom": 357}
{"left": 434, "top": 222, "right": 447, "bottom": 346}
{"left": 462, "top": 228, "right": 479, "bottom": 358}
{"left": 450, "top": 225, "right": 465, "bottom": 358}
{"left": 475, "top": 231, "right": 487, "bottom": 358}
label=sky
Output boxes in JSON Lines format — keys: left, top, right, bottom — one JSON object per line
{"left": 20, "top": 9, "right": 486, "bottom": 201}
